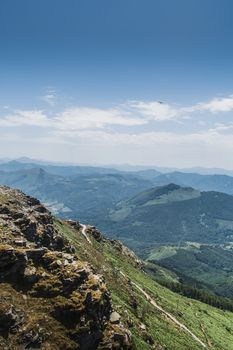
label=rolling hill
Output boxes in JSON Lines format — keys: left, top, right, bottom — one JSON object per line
{"left": 0, "top": 168, "right": 152, "bottom": 222}
{"left": 101, "top": 183, "right": 233, "bottom": 300}
{"left": 102, "top": 183, "right": 233, "bottom": 248}
{"left": 153, "top": 171, "right": 233, "bottom": 194}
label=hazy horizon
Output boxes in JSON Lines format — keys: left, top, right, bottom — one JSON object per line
{"left": 3, "top": 156, "right": 233, "bottom": 176}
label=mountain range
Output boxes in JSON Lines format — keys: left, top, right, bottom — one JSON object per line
{"left": 0, "top": 166, "right": 152, "bottom": 222}
{"left": 2, "top": 160, "right": 233, "bottom": 303}
{"left": 2, "top": 160, "right": 233, "bottom": 222}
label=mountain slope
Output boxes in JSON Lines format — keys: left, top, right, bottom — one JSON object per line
{"left": 144, "top": 243, "right": 233, "bottom": 299}
{"left": 1, "top": 186, "right": 233, "bottom": 349}
{"left": 102, "top": 183, "right": 233, "bottom": 300}
{"left": 103, "top": 183, "right": 233, "bottom": 248}
{"left": 59, "top": 218, "right": 233, "bottom": 350}
{"left": 0, "top": 168, "right": 152, "bottom": 221}
{"left": 0, "top": 185, "right": 131, "bottom": 349}
{"left": 153, "top": 171, "right": 233, "bottom": 195}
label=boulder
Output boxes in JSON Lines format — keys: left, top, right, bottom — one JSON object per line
{"left": 110, "top": 311, "right": 121, "bottom": 324}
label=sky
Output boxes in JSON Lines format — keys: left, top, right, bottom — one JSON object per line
{"left": 1, "top": 0, "right": 233, "bottom": 168}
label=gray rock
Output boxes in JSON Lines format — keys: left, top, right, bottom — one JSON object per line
{"left": 110, "top": 311, "right": 121, "bottom": 324}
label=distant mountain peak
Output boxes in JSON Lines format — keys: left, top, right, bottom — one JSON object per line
{"left": 159, "top": 183, "right": 182, "bottom": 191}
{"left": 128, "top": 183, "right": 198, "bottom": 207}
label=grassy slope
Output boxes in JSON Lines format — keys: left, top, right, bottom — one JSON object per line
{"left": 145, "top": 244, "right": 233, "bottom": 298}
{"left": 57, "top": 220, "right": 233, "bottom": 350}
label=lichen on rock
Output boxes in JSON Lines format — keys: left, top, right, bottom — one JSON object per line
{"left": 0, "top": 185, "right": 132, "bottom": 349}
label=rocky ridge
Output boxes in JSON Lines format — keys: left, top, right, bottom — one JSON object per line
{"left": 0, "top": 186, "right": 132, "bottom": 349}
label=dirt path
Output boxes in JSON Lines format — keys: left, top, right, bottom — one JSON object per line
{"left": 79, "top": 224, "right": 207, "bottom": 348}
{"left": 119, "top": 271, "right": 207, "bottom": 349}
{"left": 80, "top": 224, "right": 92, "bottom": 244}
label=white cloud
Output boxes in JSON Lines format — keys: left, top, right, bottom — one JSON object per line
{"left": 2, "top": 112, "right": 233, "bottom": 168}
{"left": 181, "top": 95, "right": 233, "bottom": 114}
{"left": 3, "top": 93, "right": 233, "bottom": 167}
{"left": 129, "top": 100, "right": 179, "bottom": 121}
{"left": 200, "top": 95, "right": 233, "bottom": 113}
{"left": 0, "top": 110, "right": 50, "bottom": 127}
{"left": 0, "top": 106, "right": 146, "bottom": 132}
{"left": 54, "top": 107, "right": 146, "bottom": 130}
{"left": 207, "top": 122, "right": 233, "bottom": 134}
{"left": 2, "top": 94, "right": 233, "bottom": 134}
{"left": 129, "top": 95, "right": 233, "bottom": 122}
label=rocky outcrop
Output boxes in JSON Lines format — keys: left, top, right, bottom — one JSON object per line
{"left": 0, "top": 186, "right": 74, "bottom": 253}
{"left": 0, "top": 186, "right": 132, "bottom": 349}
{"left": 86, "top": 226, "right": 107, "bottom": 243}
{"left": 110, "top": 240, "right": 144, "bottom": 269}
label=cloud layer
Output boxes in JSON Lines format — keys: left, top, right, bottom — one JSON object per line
{"left": 1, "top": 94, "right": 233, "bottom": 167}
{"left": 2, "top": 94, "right": 233, "bottom": 130}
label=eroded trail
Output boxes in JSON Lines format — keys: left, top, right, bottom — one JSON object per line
{"left": 80, "top": 224, "right": 92, "bottom": 244}
{"left": 119, "top": 271, "right": 207, "bottom": 349}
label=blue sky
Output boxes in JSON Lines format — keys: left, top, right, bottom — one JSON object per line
{"left": 1, "top": 0, "right": 233, "bottom": 168}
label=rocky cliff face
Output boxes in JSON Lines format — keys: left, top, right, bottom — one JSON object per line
{"left": 0, "top": 186, "right": 132, "bottom": 350}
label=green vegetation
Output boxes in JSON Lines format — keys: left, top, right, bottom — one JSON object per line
{"left": 2, "top": 161, "right": 233, "bottom": 348}
{"left": 0, "top": 167, "right": 152, "bottom": 222}
{"left": 145, "top": 244, "right": 233, "bottom": 299}
{"left": 102, "top": 184, "right": 233, "bottom": 249}
{"left": 153, "top": 171, "right": 233, "bottom": 195}
{"left": 155, "top": 279, "right": 233, "bottom": 312}
{"left": 146, "top": 263, "right": 233, "bottom": 311}
{"left": 57, "top": 220, "right": 233, "bottom": 350}
{"left": 0, "top": 186, "right": 132, "bottom": 350}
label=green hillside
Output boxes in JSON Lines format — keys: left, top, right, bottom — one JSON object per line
{"left": 145, "top": 243, "right": 233, "bottom": 298}
{"left": 102, "top": 184, "right": 233, "bottom": 248}
{"left": 153, "top": 172, "right": 233, "bottom": 195}
{"left": 58, "top": 218, "right": 233, "bottom": 350}
{"left": 99, "top": 183, "right": 233, "bottom": 301}
{"left": 1, "top": 183, "right": 233, "bottom": 349}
